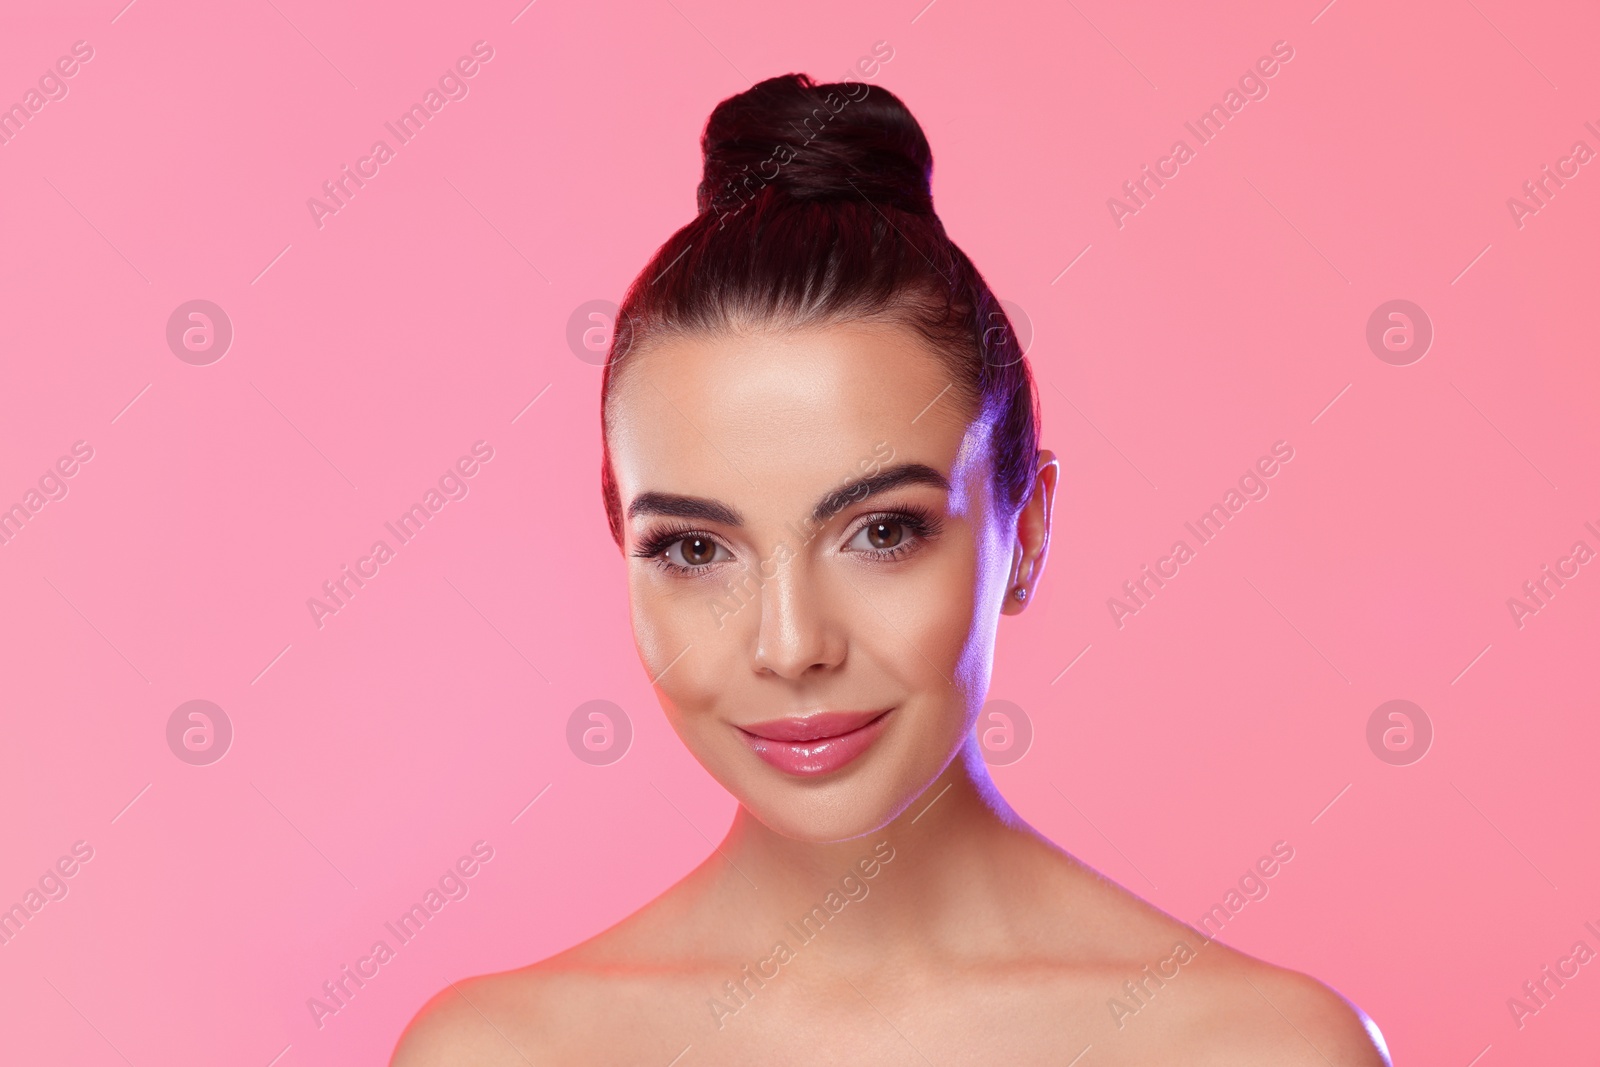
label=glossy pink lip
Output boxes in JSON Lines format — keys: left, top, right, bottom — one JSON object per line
{"left": 737, "top": 709, "right": 892, "bottom": 776}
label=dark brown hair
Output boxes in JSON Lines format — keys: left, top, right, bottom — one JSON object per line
{"left": 599, "top": 73, "right": 1039, "bottom": 546}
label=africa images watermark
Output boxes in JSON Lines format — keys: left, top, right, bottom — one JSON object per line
{"left": 306, "top": 441, "right": 495, "bottom": 629}
{"left": 707, "top": 839, "right": 896, "bottom": 1029}
{"left": 1505, "top": 119, "right": 1600, "bottom": 230}
{"left": 0, "top": 40, "right": 95, "bottom": 149}
{"left": 704, "top": 40, "right": 895, "bottom": 230}
{"left": 1108, "top": 839, "right": 1296, "bottom": 1029}
{"left": 1504, "top": 518, "right": 1598, "bottom": 630}
{"left": 0, "top": 440, "right": 95, "bottom": 549}
{"left": 1107, "top": 440, "right": 1296, "bottom": 628}
{"left": 1505, "top": 916, "right": 1600, "bottom": 1031}
{"left": 707, "top": 440, "right": 896, "bottom": 629}
{"left": 306, "top": 840, "right": 495, "bottom": 1029}
{"left": 306, "top": 41, "right": 496, "bottom": 230}
{"left": 0, "top": 840, "right": 96, "bottom": 948}
{"left": 1107, "top": 39, "right": 1297, "bottom": 229}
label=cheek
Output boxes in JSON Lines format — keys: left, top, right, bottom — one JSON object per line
{"left": 627, "top": 568, "right": 735, "bottom": 722}
{"left": 627, "top": 571, "right": 675, "bottom": 666}
{"left": 887, "top": 552, "right": 980, "bottom": 672}
{"left": 857, "top": 532, "right": 994, "bottom": 730}
{"left": 949, "top": 516, "right": 1016, "bottom": 684}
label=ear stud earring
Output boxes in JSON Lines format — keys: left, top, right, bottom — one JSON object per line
{"left": 1012, "top": 586, "right": 1028, "bottom": 602}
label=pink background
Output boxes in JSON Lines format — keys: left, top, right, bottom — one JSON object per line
{"left": 2, "top": 0, "right": 1596, "bottom": 1062}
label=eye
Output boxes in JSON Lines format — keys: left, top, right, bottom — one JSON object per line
{"left": 851, "top": 520, "right": 908, "bottom": 552}
{"left": 843, "top": 508, "right": 939, "bottom": 559}
{"left": 661, "top": 534, "right": 731, "bottom": 568}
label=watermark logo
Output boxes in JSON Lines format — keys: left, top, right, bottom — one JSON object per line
{"left": 166, "top": 700, "right": 232, "bottom": 766}
{"left": 307, "top": 42, "right": 496, "bottom": 230}
{"left": 702, "top": 41, "right": 896, "bottom": 233}
{"left": 1365, "top": 299, "right": 1432, "bottom": 366}
{"left": 1107, "top": 40, "right": 1295, "bottom": 229}
{"left": 166, "top": 300, "right": 233, "bottom": 366}
{"left": 1194, "top": 839, "right": 1295, "bottom": 941}
{"left": 0, "top": 440, "right": 94, "bottom": 549}
{"left": 977, "top": 699, "right": 1032, "bottom": 766}
{"left": 1506, "top": 919, "right": 1600, "bottom": 1030}
{"left": 1108, "top": 441, "right": 1294, "bottom": 628}
{"left": 0, "top": 40, "right": 95, "bottom": 149}
{"left": 1107, "top": 941, "right": 1200, "bottom": 1029}
{"left": 998, "top": 300, "right": 1033, "bottom": 355}
{"left": 1506, "top": 123, "right": 1598, "bottom": 230}
{"left": 307, "top": 441, "right": 496, "bottom": 630}
{"left": 308, "top": 840, "right": 495, "bottom": 1029}
{"left": 1115, "top": 839, "right": 1295, "bottom": 1029}
{"left": 567, "top": 299, "right": 617, "bottom": 365}
{"left": 566, "top": 699, "right": 632, "bottom": 765}
{"left": 707, "top": 441, "right": 896, "bottom": 630}
{"left": 1366, "top": 699, "right": 1431, "bottom": 766}
{"left": 1507, "top": 523, "right": 1596, "bottom": 629}
{"left": 708, "top": 840, "right": 895, "bottom": 1029}
{"left": 0, "top": 841, "right": 95, "bottom": 948}
{"left": 980, "top": 298, "right": 1032, "bottom": 371}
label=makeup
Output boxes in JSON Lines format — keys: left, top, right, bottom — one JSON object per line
{"left": 737, "top": 709, "right": 892, "bottom": 776}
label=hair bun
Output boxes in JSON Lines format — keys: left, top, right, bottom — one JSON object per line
{"left": 697, "top": 73, "right": 934, "bottom": 217}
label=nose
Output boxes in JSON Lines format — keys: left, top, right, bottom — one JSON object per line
{"left": 750, "top": 561, "right": 846, "bottom": 680}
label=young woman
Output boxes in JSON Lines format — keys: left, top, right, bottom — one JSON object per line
{"left": 394, "top": 74, "right": 1391, "bottom": 1065}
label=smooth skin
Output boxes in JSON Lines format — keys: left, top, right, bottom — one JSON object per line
{"left": 393, "top": 321, "right": 1391, "bottom": 1066}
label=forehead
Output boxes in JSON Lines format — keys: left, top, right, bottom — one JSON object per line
{"left": 607, "top": 321, "right": 976, "bottom": 512}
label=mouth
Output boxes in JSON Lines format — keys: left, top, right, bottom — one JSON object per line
{"left": 736, "top": 709, "right": 893, "bottom": 777}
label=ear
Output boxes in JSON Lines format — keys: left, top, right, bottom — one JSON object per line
{"left": 1001, "top": 450, "right": 1059, "bottom": 615}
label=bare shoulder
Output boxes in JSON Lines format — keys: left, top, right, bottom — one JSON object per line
{"left": 390, "top": 894, "right": 726, "bottom": 1064}
{"left": 391, "top": 849, "right": 735, "bottom": 1065}
{"left": 390, "top": 959, "right": 633, "bottom": 1067}
{"left": 389, "top": 966, "right": 559, "bottom": 1067}
{"left": 391, "top": 952, "right": 710, "bottom": 1066}
{"left": 1028, "top": 850, "right": 1388, "bottom": 1064}
{"left": 1161, "top": 942, "right": 1392, "bottom": 1065}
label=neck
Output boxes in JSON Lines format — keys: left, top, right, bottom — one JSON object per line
{"left": 711, "top": 737, "right": 1060, "bottom": 961}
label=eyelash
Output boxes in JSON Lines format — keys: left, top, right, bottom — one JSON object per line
{"left": 632, "top": 506, "right": 943, "bottom": 577}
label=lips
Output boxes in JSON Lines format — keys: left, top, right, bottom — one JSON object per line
{"left": 737, "top": 709, "right": 892, "bottom": 776}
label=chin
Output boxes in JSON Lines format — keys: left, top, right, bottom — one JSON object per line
{"left": 700, "top": 718, "right": 964, "bottom": 843}
{"left": 740, "top": 787, "right": 902, "bottom": 843}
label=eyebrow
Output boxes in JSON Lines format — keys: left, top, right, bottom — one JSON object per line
{"left": 811, "top": 462, "right": 950, "bottom": 522}
{"left": 626, "top": 462, "right": 951, "bottom": 528}
{"left": 626, "top": 491, "right": 743, "bottom": 527}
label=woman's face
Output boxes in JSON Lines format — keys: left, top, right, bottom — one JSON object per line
{"left": 606, "top": 320, "right": 1037, "bottom": 842}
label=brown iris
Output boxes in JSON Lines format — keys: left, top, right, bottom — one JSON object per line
{"left": 680, "top": 537, "right": 718, "bottom": 565}
{"left": 864, "top": 522, "right": 904, "bottom": 550}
